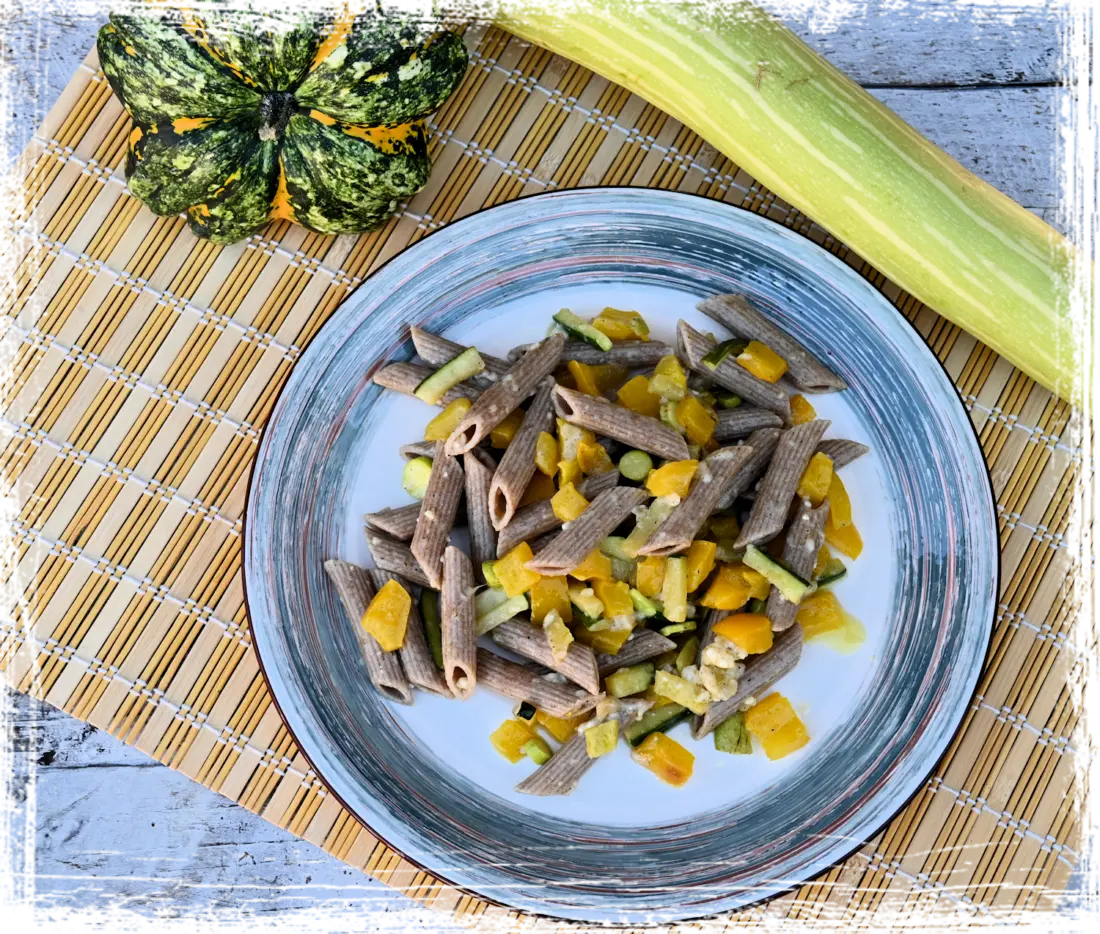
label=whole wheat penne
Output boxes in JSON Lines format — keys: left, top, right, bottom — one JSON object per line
{"left": 713, "top": 406, "right": 785, "bottom": 443}
{"left": 445, "top": 333, "right": 565, "bottom": 455}
{"left": 509, "top": 339, "right": 674, "bottom": 368}
{"left": 698, "top": 294, "right": 847, "bottom": 392}
{"left": 400, "top": 440, "right": 437, "bottom": 460}
{"left": 716, "top": 428, "right": 782, "bottom": 511}
{"left": 595, "top": 628, "right": 677, "bottom": 677}
{"left": 515, "top": 708, "right": 640, "bottom": 796}
{"left": 364, "top": 503, "right": 421, "bottom": 541}
{"left": 816, "top": 438, "right": 870, "bottom": 469}
{"left": 476, "top": 649, "right": 602, "bottom": 719}
{"left": 410, "top": 327, "right": 510, "bottom": 387}
{"left": 463, "top": 449, "right": 497, "bottom": 582}
{"left": 766, "top": 499, "right": 830, "bottom": 632}
{"left": 323, "top": 560, "right": 413, "bottom": 705}
{"left": 367, "top": 569, "right": 450, "bottom": 697}
{"left": 525, "top": 486, "right": 648, "bottom": 576}
{"left": 490, "top": 619, "right": 600, "bottom": 693}
{"left": 365, "top": 531, "right": 431, "bottom": 587}
{"left": 409, "top": 442, "right": 464, "bottom": 589}
{"left": 489, "top": 377, "right": 556, "bottom": 530}
{"left": 677, "top": 320, "right": 791, "bottom": 422}
{"left": 552, "top": 385, "right": 690, "bottom": 461}
{"left": 638, "top": 446, "right": 757, "bottom": 556}
{"left": 373, "top": 362, "right": 479, "bottom": 406}
{"left": 495, "top": 470, "right": 620, "bottom": 557}
{"left": 691, "top": 623, "right": 804, "bottom": 739}
{"left": 441, "top": 546, "right": 476, "bottom": 698}
{"left": 735, "top": 421, "right": 830, "bottom": 547}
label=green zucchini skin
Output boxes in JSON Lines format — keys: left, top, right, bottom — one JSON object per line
{"left": 97, "top": 9, "right": 469, "bottom": 243}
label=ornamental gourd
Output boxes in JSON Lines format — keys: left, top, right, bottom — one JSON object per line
{"left": 97, "top": 5, "right": 468, "bottom": 243}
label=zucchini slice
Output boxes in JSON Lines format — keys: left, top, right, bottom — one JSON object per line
{"left": 553, "top": 309, "right": 613, "bottom": 351}
{"left": 702, "top": 338, "right": 748, "bottom": 370}
{"left": 624, "top": 703, "right": 690, "bottom": 747}
{"left": 816, "top": 556, "right": 848, "bottom": 586}
{"left": 743, "top": 544, "right": 812, "bottom": 604}
{"left": 419, "top": 589, "right": 444, "bottom": 669}
{"left": 413, "top": 346, "right": 485, "bottom": 404}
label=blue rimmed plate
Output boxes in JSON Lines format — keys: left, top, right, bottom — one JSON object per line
{"left": 244, "top": 188, "right": 996, "bottom": 923}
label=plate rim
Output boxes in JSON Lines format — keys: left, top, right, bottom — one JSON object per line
{"left": 242, "top": 185, "right": 998, "bottom": 922}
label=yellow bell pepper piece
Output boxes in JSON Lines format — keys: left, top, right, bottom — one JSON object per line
{"left": 424, "top": 397, "right": 471, "bottom": 441}
{"left": 675, "top": 395, "right": 717, "bottom": 446}
{"left": 827, "top": 474, "right": 852, "bottom": 527}
{"left": 736, "top": 340, "right": 788, "bottom": 383}
{"left": 490, "top": 718, "right": 536, "bottom": 763}
{"left": 592, "top": 579, "right": 634, "bottom": 618}
{"left": 530, "top": 577, "right": 572, "bottom": 624}
{"left": 789, "top": 394, "right": 817, "bottom": 425}
{"left": 684, "top": 540, "right": 717, "bottom": 592}
{"left": 744, "top": 693, "right": 810, "bottom": 760}
{"left": 650, "top": 354, "right": 688, "bottom": 400}
{"left": 535, "top": 431, "right": 559, "bottom": 477}
{"left": 616, "top": 375, "right": 662, "bottom": 418}
{"left": 646, "top": 459, "right": 698, "bottom": 498}
{"left": 709, "top": 514, "right": 741, "bottom": 541}
{"left": 813, "top": 545, "right": 832, "bottom": 578}
{"left": 635, "top": 555, "right": 667, "bottom": 597}
{"left": 568, "top": 359, "right": 605, "bottom": 396}
{"left": 633, "top": 732, "right": 694, "bottom": 786}
{"left": 576, "top": 438, "right": 615, "bottom": 474}
{"left": 825, "top": 514, "right": 863, "bottom": 559}
{"left": 796, "top": 590, "right": 846, "bottom": 639}
{"left": 797, "top": 452, "right": 834, "bottom": 507}
{"left": 490, "top": 410, "right": 523, "bottom": 448}
{"left": 551, "top": 482, "right": 590, "bottom": 522}
{"left": 569, "top": 549, "right": 613, "bottom": 581}
{"left": 520, "top": 471, "right": 557, "bottom": 506}
{"left": 495, "top": 542, "right": 542, "bottom": 597}
{"left": 361, "top": 578, "right": 411, "bottom": 652}
{"left": 574, "top": 625, "right": 633, "bottom": 655}
{"left": 557, "top": 458, "right": 583, "bottom": 487}
{"left": 713, "top": 612, "right": 774, "bottom": 654}
{"left": 592, "top": 307, "right": 650, "bottom": 341}
{"left": 535, "top": 710, "right": 587, "bottom": 742}
{"left": 699, "top": 563, "right": 769, "bottom": 609}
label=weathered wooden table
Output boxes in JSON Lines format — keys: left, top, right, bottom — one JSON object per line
{"left": 4, "top": 1, "right": 1068, "bottom": 923}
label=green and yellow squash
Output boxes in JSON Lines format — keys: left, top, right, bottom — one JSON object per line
{"left": 499, "top": 0, "right": 1082, "bottom": 400}
{"left": 98, "top": 4, "right": 468, "bottom": 243}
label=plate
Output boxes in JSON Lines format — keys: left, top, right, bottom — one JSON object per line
{"left": 244, "top": 188, "right": 996, "bottom": 923}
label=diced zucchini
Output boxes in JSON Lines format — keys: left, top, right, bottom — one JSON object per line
{"left": 675, "top": 635, "right": 699, "bottom": 673}
{"left": 661, "top": 556, "right": 688, "bottom": 622}
{"left": 475, "top": 588, "right": 509, "bottom": 616}
{"left": 747, "top": 597, "right": 767, "bottom": 614}
{"left": 624, "top": 495, "right": 680, "bottom": 557}
{"left": 568, "top": 582, "right": 605, "bottom": 620}
{"left": 419, "top": 589, "right": 444, "bottom": 669}
{"left": 743, "top": 545, "right": 812, "bottom": 604}
{"left": 702, "top": 338, "right": 748, "bottom": 370}
{"left": 584, "top": 720, "right": 620, "bottom": 757}
{"left": 659, "top": 620, "right": 696, "bottom": 637}
{"left": 515, "top": 701, "right": 537, "bottom": 722}
{"left": 618, "top": 449, "right": 654, "bottom": 481}
{"left": 414, "top": 346, "right": 485, "bottom": 404}
{"left": 715, "top": 392, "right": 743, "bottom": 409}
{"left": 606, "top": 662, "right": 655, "bottom": 698}
{"left": 714, "top": 711, "right": 753, "bottom": 754}
{"left": 629, "top": 589, "right": 661, "bottom": 618}
{"left": 715, "top": 540, "right": 742, "bottom": 563}
{"left": 624, "top": 703, "right": 690, "bottom": 747}
{"left": 610, "top": 557, "right": 634, "bottom": 582}
{"left": 816, "top": 556, "right": 848, "bottom": 586}
{"left": 521, "top": 737, "right": 553, "bottom": 765}
{"left": 653, "top": 670, "right": 710, "bottom": 715}
{"left": 476, "top": 592, "right": 530, "bottom": 635}
{"left": 482, "top": 560, "right": 502, "bottom": 589}
{"left": 600, "top": 536, "right": 634, "bottom": 562}
{"left": 553, "top": 309, "right": 613, "bottom": 351}
{"left": 659, "top": 400, "right": 683, "bottom": 431}
{"left": 402, "top": 456, "right": 433, "bottom": 500}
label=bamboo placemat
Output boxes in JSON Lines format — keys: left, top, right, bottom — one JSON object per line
{"left": 2, "top": 23, "right": 1085, "bottom": 927}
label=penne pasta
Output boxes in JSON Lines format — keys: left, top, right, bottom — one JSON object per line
{"left": 691, "top": 623, "right": 804, "bottom": 739}
{"left": 367, "top": 570, "right": 450, "bottom": 697}
{"left": 595, "top": 629, "right": 677, "bottom": 676}
{"left": 677, "top": 320, "right": 791, "bottom": 422}
{"left": 441, "top": 545, "right": 477, "bottom": 698}
{"left": 698, "top": 294, "right": 847, "bottom": 392}
{"left": 638, "top": 445, "right": 757, "bottom": 556}
{"left": 816, "top": 438, "right": 870, "bottom": 469}
{"left": 516, "top": 707, "right": 641, "bottom": 796}
{"left": 495, "top": 469, "right": 620, "bottom": 557}
{"left": 410, "top": 327, "right": 510, "bottom": 387}
{"left": 713, "top": 405, "right": 785, "bottom": 443}
{"left": 365, "top": 531, "right": 431, "bottom": 587}
{"left": 552, "top": 385, "right": 690, "bottom": 461}
{"left": 373, "top": 362, "right": 479, "bottom": 406}
{"left": 409, "top": 442, "right": 464, "bottom": 589}
{"left": 463, "top": 449, "right": 498, "bottom": 583}
{"left": 490, "top": 619, "right": 601, "bottom": 694}
{"left": 400, "top": 440, "right": 437, "bottom": 460}
{"left": 476, "top": 649, "right": 603, "bottom": 719}
{"left": 445, "top": 333, "right": 565, "bottom": 455}
{"left": 364, "top": 503, "right": 421, "bottom": 542}
{"left": 715, "top": 428, "right": 782, "bottom": 511}
{"left": 323, "top": 560, "right": 413, "bottom": 705}
{"left": 525, "top": 486, "right": 648, "bottom": 576}
{"left": 766, "top": 499, "right": 830, "bottom": 632}
{"left": 735, "top": 421, "right": 830, "bottom": 547}
{"left": 509, "top": 339, "right": 674, "bottom": 368}
{"left": 489, "top": 377, "right": 557, "bottom": 530}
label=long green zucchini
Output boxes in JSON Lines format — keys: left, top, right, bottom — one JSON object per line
{"left": 498, "top": 1, "right": 1081, "bottom": 401}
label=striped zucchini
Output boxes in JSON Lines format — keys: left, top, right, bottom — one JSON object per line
{"left": 499, "top": 1, "right": 1079, "bottom": 400}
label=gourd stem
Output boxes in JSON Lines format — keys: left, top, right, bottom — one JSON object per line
{"left": 258, "top": 91, "right": 297, "bottom": 142}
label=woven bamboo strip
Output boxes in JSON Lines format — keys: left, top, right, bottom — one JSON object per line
{"left": 3, "top": 28, "right": 1082, "bottom": 926}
